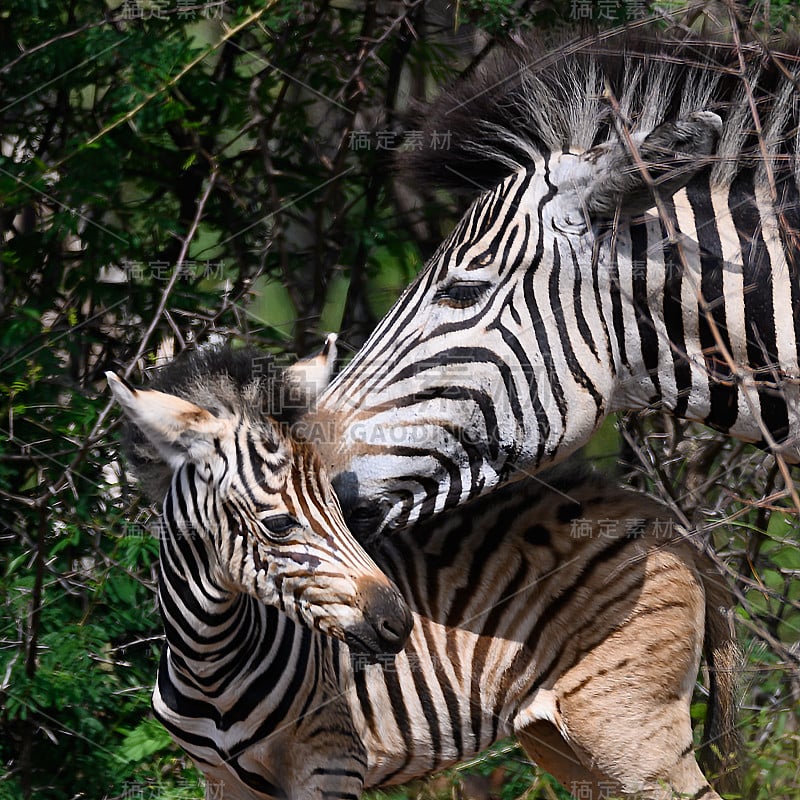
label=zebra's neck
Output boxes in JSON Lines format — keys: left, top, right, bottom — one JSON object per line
{"left": 605, "top": 177, "right": 800, "bottom": 457}
{"left": 155, "top": 550, "right": 356, "bottom": 798}
{"left": 158, "top": 535, "right": 276, "bottom": 688}
{"left": 155, "top": 479, "right": 277, "bottom": 686}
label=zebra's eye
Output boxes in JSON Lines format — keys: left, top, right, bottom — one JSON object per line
{"left": 434, "top": 280, "right": 490, "bottom": 308}
{"left": 260, "top": 514, "right": 300, "bottom": 540}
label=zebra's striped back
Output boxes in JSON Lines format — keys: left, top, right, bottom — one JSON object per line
{"left": 188, "top": 468, "right": 738, "bottom": 799}
{"left": 304, "top": 33, "right": 800, "bottom": 533}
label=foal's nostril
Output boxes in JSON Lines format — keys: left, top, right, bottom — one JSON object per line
{"left": 378, "top": 614, "right": 409, "bottom": 646}
{"left": 362, "top": 582, "right": 413, "bottom": 653}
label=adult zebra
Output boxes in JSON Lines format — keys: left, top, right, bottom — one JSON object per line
{"left": 179, "top": 467, "right": 740, "bottom": 800}
{"left": 108, "top": 343, "right": 413, "bottom": 795}
{"left": 303, "top": 33, "right": 800, "bottom": 534}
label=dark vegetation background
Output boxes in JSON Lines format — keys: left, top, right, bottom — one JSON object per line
{"left": 1, "top": 1, "right": 798, "bottom": 798}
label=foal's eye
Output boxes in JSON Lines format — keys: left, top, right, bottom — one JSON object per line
{"left": 259, "top": 514, "right": 300, "bottom": 540}
{"left": 434, "top": 280, "right": 490, "bottom": 309}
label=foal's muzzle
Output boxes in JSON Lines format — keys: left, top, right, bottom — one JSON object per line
{"left": 344, "top": 581, "right": 413, "bottom": 657}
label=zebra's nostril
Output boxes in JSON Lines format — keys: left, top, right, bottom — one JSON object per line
{"left": 379, "top": 615, "right": 408, "bottom": 645}
{"left": 378, "top": 596, "right": 414, "bottom": 651}
{"left": 359, "top": 583, "right": 413, "bottom": 654}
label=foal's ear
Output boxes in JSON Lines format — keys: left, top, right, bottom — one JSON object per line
{"left": 551, "top": 111, "right": 722, "bottom": 232}
{"left": 107, "top": 372, "right": 230, "bottom": 469}
{"left": 284, "top": 333, "right": 338, "bottom": 403}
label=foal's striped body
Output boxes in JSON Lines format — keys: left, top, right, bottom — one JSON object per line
{"left": 202, "top": 470, "right": 738, "bottom": 800}
{"left": 108, "top": 343, "right": 413, "bottom": 799}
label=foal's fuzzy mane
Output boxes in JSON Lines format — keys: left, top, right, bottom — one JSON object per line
{"left": 399, "top": 31, "right": 800, "bottom": 197}
{"left": 121, "top": 345, "right": 301, "bottom": 504}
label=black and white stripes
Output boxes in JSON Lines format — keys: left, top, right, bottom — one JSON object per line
{"left": 307, "top": 34, "right": 800, "bottom": 533}
{"left": 109, "top": 345, "right": 412, "bottom": 798}
{"left": 158, "top": 468, "right": 738, "bottom": 799}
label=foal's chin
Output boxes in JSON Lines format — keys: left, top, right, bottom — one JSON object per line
{"left": 342, "top": 615, "right": 410, "bottom": 661}
{"left": 342, "top": 628, "right": 399, "bottom": 664}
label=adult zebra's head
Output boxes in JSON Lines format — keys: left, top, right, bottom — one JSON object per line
{"left": 304, "top": 36, "right": 731, "bottom": 536}
{"left": 109, "top": 341, "right": 413, "bottom": 656}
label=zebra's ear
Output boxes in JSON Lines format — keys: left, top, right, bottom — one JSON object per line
{"left": 284, "top": 333, "right": 338, "bottom": 402}
{"left": 552, "top": 111, "right": 722, "bottom": 230}
{"left": 107, "top": 372, "right": 230, "bottom": 470}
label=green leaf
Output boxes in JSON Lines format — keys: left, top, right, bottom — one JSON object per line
{"left": 117, "top": 719, "right": 174, "bottom": 764}
{"left": 5, "top": 552, "right": 29, "bottom": 577}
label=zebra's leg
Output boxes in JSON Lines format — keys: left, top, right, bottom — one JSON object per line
{"left": 516, "top": 546, "right": 724, "bottom": 799}
{"left": 516, "top": 684, "right": 723, "bottom": 800}
{"left": 277, "top": 710, "right": 367, "bottom": 800}
{"left": 232, "top": 746, "right": 365, "bottom": 800}
{"left": 545, "top": 549, "right": 721, "bottom": 799}
{"left": 294, "top": 764, "right": 366, "bottom": 800}
{"left": 516, "top": 717, "right": 609, "bottom": 795}
{"left": 199, "top": 771, "right": 255, "bottom": 800}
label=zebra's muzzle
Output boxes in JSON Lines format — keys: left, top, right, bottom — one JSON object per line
{"left": 344, "top": 581, "right": 413, "bottom": 657}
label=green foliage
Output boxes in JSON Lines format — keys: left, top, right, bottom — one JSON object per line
{"left": 1, "top": 2, "right": 798, "bottom": 800}
{"left": 1, "top": 2, "right": 456, "bottom": 796}
{"left": 117, "top": 718, "right": 176, "bottom": 764}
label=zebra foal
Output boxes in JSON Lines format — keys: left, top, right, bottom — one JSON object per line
{"left": 196, "top": 469, "right": 739, "bottom": 800}
{"left": 108, "top": 341, "right": 413, "bottom": 797}
{"left": 303, "top": 32, "right": 800, "bottom": 533}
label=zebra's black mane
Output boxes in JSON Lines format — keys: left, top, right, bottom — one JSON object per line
{"left": 121, "top": 345, "right": 301, "bottom": 504}
{"left": 399, "top": 31, "right": 800, "bottom": 197}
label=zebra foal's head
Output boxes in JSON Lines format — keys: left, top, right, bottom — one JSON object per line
{"left": 109, "top": 340, "right": 412, "bottom": 656}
